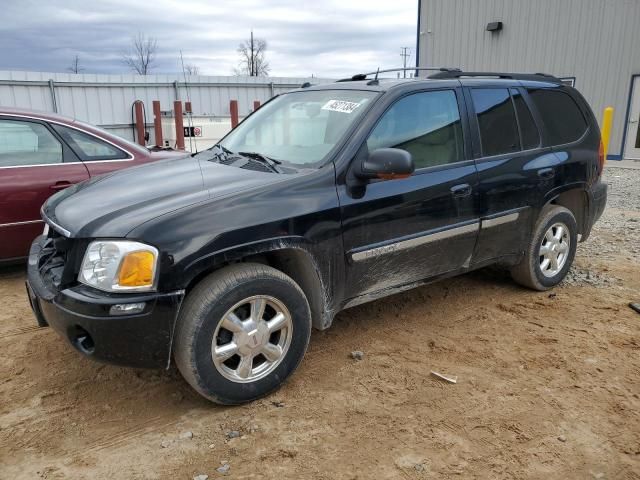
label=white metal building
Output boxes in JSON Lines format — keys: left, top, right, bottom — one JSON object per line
{"left": 0, "top": 71, "right": 331, "bottom": 147}
{"left": 417, "top": 0, "right": 640, "bottom": 160}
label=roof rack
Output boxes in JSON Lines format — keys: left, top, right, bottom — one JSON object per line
{"left": 428, "top": 71, "right": 563, "bottom": 84}
{"left": 336, "top": 67, "right": 461, "bottom": 83}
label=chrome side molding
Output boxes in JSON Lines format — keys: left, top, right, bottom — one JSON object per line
{"left": 481, "top": 211, "right": 520, "bottom": 228}
{"left": 351, "top": 221, "right": 479, "bottom": 262}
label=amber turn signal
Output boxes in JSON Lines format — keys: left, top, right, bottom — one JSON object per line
{"left": 117, "top": 251, "right": 156, "bottom": 287}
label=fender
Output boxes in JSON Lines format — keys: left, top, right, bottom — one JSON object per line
{"left": 182, "top": 235, "right": 343, "bottom": 330}
{"left": 537, "top": 180, "right": 590, "bottom": 238}
{"left": 540, "top": 180, "right": 588, "bottom": 207}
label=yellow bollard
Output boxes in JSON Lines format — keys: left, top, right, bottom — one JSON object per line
{"left": 601, "top": 107, "right": 614, "bottom": 162}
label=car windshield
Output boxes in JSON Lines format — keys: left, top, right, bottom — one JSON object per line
{"left": 218, "top": 89, "right": 378, "bottom": 168}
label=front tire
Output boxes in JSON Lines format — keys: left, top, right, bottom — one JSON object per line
{"left": 174, "top": 263, "right": 311, "bottom": 405}
{"left": 510, "top": 205, "right": 577, "bottom": 291}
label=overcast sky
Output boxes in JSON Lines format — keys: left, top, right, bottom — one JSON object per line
{"left": 0, "top": 0, "right": 418, "bottom": 78}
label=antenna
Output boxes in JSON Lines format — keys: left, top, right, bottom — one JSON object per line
{"left": 180, "top": 50, "right": 195, "bottom": 153}
{"left": 367, "top": 68, "right": 381, "bottom": 86}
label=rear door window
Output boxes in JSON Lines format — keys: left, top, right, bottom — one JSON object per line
{"left": 510, "top": 89, "right": 541, "bottom": 150}
{"left": 52, "top": 124, "right": 128, "bottom": 161}
{"left": 526, "top": 89, "right": 588, "bottom": 145}
{"left": 471, "top": 88, "right": 520, "bottom": 157}
{"left": 0, "top": 119, "right": 63, "bottom": 167}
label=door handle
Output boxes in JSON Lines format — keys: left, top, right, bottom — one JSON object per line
{"left": 537, "top": 168, "right": 555, "bottom": 180}
{"left": 50, "top": 181, "right": 73, "bottom": 191}
{"left": 450, "top": 183, "right": 472, "bottom": 198}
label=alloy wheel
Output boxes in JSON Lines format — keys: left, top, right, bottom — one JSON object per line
{"left": 539, "top": 222, "right": 570, "bottom": 278}
{"left": 211, "top": 295, "right": 293, "bottom": 383}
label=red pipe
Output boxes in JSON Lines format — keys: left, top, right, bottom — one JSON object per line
{"left": 174, "top": 101, "right": 185, "bottom": 150}
{"left": 230, "top": 100, "right": 239, "bottom": 128}
{"left": 152, "top": 100, "right": 163, "bottom": 147}
{"left": 134, "top": 100, "right": 146, "bottom": 146}
{"left": 253, "top": 100, "right": 261, "bottom": 111}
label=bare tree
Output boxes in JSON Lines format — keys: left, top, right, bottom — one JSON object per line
{"left": 235, "top": 31, "right": 270, "bottom": 76}
{"left": 122, "top": 33, "right": 158, "bottom": 75}
{"left": 183, "top": 64, "right": 200, "bottom": 76}
{"left": 67, "top": 55, "right": 84, "bottom": 74}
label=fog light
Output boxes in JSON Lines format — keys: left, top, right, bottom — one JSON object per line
{"left": 71, "top": 326, "right": 95, "bottom": 355}
{"left": 110, "top": 302, "right": 146, "bottom": 316}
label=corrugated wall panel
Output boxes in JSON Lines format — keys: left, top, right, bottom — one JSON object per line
{"left": 419, "top": 0, "right": 640, "bottom": 158}
{"left": 0, "top": 71, "right": 333, "bottom": 142}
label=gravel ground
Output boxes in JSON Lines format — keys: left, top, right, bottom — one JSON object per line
{"left": 0, "top": 165, "right": 638, "bottom": 479}
{"left": 564, "top": 166, "right": 640, "bottom": 287}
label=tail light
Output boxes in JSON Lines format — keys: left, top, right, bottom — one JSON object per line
{"left": 597, "top": 139, "right": 605, "bottom": 177}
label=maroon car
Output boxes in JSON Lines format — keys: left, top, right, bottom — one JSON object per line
{"left": 0, "top": 108, "right": 184, "bottom": 262}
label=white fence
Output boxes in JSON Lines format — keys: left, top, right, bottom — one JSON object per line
{"left": 0, "top": 71, "right": 333, "bottom": 144}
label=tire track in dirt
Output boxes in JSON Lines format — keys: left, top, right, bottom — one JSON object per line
{"left": 0, "top": 324, "right": 46, "bottom": 338}
{"left": 78, "top": 414, "right": 180, "bottom": 455}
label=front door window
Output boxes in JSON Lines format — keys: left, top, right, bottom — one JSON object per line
{"left": 367, "top": 90, "right": 464, "bottom": 169}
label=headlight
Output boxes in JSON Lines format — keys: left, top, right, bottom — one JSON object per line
{"left": 78, "top": 241, "right": 159, "bottom": 292}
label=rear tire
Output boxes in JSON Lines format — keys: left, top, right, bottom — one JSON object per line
{"left": 174, "top": 263, "right": 311, "bottom": 405}
{"left": 510, "top": 205, "right": 577, "bottom": 291}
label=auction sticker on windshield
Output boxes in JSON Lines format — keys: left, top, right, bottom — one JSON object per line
{"left": 321, "top": 100, "right": 361, "bottom": 114}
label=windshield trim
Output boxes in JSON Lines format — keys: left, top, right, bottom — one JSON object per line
{"left": 217, "top": 89, "right": 383, "bottom": 170}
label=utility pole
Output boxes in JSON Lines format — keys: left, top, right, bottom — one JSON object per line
{"left": 400, "top": 47, "right": 411, "bottom": 78}
{"left": 250, "top": 30, "right": 254, "bottom": 76}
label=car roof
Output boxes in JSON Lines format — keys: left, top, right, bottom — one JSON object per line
{"left": 294, "top": 76, "right": 563, "bottom": 94}
{"left": 0, "top": 106, "right": 77, "bottom": 124}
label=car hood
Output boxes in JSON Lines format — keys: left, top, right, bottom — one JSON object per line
{"left": 148, "top": 149, "right": 192, "bottom": 160}
{"left": 43, "top": 155, "right": 290, "bottom": 238}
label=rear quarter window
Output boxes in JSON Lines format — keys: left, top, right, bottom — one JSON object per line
{"left": 510, "top": 89, "right": 540, "bottom": 150}
{"left": 52, "top": 124, "right": 129, "bottom": 161}
{"left": 526, "top": 89, "right": 588, "bottom": 146}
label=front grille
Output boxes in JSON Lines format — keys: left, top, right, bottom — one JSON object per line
{"left": 38, "top": 230, "right": 69, "bottom": 288}
{"left": 38, "top": 227, "right": 81, "bottom": 290}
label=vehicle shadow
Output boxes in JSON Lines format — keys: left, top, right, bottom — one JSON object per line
{"left": 0, "top": 262, "right": 27, "bottom": 279}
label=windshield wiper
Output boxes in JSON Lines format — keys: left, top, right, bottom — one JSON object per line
{"left": 238, "top": 151, "right": 282, "bottom": 173}
{"left": 193, "top": 144, "right": 233, "bottom": 162}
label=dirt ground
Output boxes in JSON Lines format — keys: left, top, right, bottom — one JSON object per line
{"left": 1, "top": 166, "right": 639, "bottom": 480}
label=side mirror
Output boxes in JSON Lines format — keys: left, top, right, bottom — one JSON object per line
{"left": 355, "top": 148, "right": 414, "bottom": 180}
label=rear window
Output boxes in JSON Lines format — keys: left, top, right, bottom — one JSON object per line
{"left": 527, "top": 89, "right": 588, "bottom": 145}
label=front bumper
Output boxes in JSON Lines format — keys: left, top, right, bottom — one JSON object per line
{"left": 26, "top": 236, "right": 184, "bottom": 368}
{"left": 581, "top": 179, "right": 607, "bottom": 242}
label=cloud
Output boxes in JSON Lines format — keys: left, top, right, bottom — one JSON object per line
{"left": 0, "top": 0, "right": 418, "bottom": 78}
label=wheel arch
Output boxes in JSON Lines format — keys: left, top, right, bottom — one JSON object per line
{"left": 182, "top": 238, "right": 331, "bottom": 331}
{"left": 541, "top": 183, "right": 589, "bottom": 239}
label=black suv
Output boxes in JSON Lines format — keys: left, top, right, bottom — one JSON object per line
{"left": 26, "top": 70, "right": 607, "bottom": 404}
